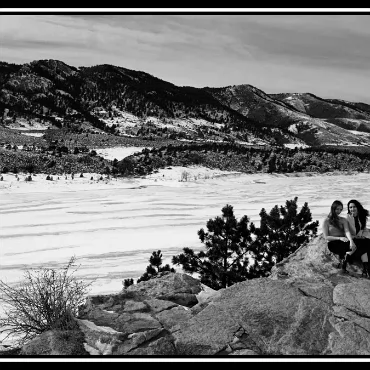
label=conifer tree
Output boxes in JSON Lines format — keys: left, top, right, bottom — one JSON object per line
{"left": 250, "top": 197, "right": 318, "bottom": 277}
{"left": 172, "top": 204, "right": 257, "bottom": 290}
{"left": 136, "top": 250, "right": 175, "bottom": 283}
{"left": 123, "top": 278, "right": 134, "bottom": 288}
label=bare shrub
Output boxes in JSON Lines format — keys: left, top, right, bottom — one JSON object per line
{"left": 180, "top": 170, "right": 190, "bottom": 182}
{"left": 0, "top": 256, "right": 91, "bottom": 346}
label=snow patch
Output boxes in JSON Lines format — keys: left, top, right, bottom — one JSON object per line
{"left": 288, "top": 124, "right": 299, "bottom": 134}
{"left": 347, "top": 130, "right": 370, "bottom": 137}
{"left": 99, "top": 111, "right": 224, "bottom": 133}
{"left": 20, "top": 132, "right": 44, "bottom": 137}
{"left": 284, "top": 143, "right": 310, "bottom": 149}
{"left": 93, "top": 146, "right": 148, "bottom": 161}
{"left": 55, "top": 89, "right": 73, "bottom": 98}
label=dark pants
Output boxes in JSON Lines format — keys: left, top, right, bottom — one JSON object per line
{"left": 328, "top": 239, "right": 369, "bottom": 261}
{"left": 351, "top": 238, "right": 370, "bottom": 260}
{"left": 328, "top": 240, "right": 351, "bottom": 260}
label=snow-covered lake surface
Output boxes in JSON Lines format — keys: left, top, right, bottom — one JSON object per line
{"left": 1, "top": 168, "right": 370, "bottom": 298}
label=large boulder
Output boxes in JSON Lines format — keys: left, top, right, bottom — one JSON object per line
{"left": 73, "top": 271, "right": 207, "bottom": 355}
{"left": 10, "top": 234, "right": 370, "bottom": 356}
{"left": 123, "top": 271, "right": 205, "bottom": 306}
{"left": 18, "top": 329, "right": 89, "bottom": 356}
{"left": 172, "top": 278, "right": 336, "bottom": 355}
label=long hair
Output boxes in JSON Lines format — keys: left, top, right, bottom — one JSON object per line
{"left": 328, "top": 200, "right": 343, "bottom": 230}
{"left": 347, "top": 199, "right": 369, "bottom": 229}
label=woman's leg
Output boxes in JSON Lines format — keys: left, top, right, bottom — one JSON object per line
{"left": 328, "top": 240, "right": 350, "bottom": 271}
{"left": 351, "top": 238, "right": 369, "bottom": 261}
{"left": 328, "top": 240, "right": 350, "bottom": 259}
{"left": 360, "top": 252, "right": 369, "bottom": 278}
{"left": 350, "top": 238, "right": 369, "bottom": 278}
{"left": 359, "top": 238, "right": 369, "bottom": 277}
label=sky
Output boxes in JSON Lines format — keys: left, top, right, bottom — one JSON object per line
{"left": 0, "top": 11, "right": 370, "bottom": 104}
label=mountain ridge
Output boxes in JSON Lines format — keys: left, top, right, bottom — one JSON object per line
{"left": 1, "top": 59, "right": 370, "bottom": 148}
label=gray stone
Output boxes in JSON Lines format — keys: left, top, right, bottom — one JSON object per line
{"left": 113, "top": 328, "right": 167, "bottom": 355}
{"left": 79, "top": 306, "right": 120, "bottom": 328}
{"left": 115, "top": 312, "right": 162, "bottom": 333}
{"left": 123, "top": 300, "right": 147, "bottom": 313}
{"left": 77, "top": 319, "right": 125, "bottom": 355}
{"left": 131, "top": 328, "right": 165, "bottom": 346}
{"left": 144, "top": 298, "right": 178, "bottom": 313}
{"left": 333, "top": 305, "right": 370, "bottom": 333}
{"left": 19, "top": 329, "right": 89, "bottom": 356}
{"left": 128, "top": 336, "right": 176, "bottom": 355}
{"left": 172, "top": 279, "right": 335, "bottom": 355}
{"left": 124, "top": 272, "right": 202, "bottom": 307}
{"left": 327, "top": 321, "right": 370, "bottom": 355}
{"left": 156, "top": 306, "right": 193, "bottom": 330}
{"left": 333, "top": 280, "right": 370, "bottom": 317}
{"left": 229, "top": 349, "right": 259, "bottom": 355}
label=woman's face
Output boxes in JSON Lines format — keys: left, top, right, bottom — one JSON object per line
{"left": 335, "top": 205, "right": 343, "bottom": 215}
{"left": 349, "top": 203, "right": 358, "bottom": 217}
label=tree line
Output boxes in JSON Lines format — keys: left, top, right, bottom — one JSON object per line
{"left": 115, "top": 142, "right": 370, "bottom": 176}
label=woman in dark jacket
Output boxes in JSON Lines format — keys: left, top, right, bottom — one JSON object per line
{"left": 346, "top": 199, "right": 370, "bottom": 278}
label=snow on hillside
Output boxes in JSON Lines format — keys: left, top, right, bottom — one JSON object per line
{"left": 283, "top": 143, "right": 310, "bottom": 149}
{"left": 347, "top": 130, "right": 370, "bottom": 136}
{"left": 101, "top": 111, "right": 143, "bottom": 128}
{"left": 6, "top": 118, "right": 53, "bottom": 131}
{"left": 100, "top": 111, "right": 223, "bottom": 132}
{"left": 20, "top": 132, "right": 44, "bottom": 137}
{"left": 93, "top": 146, "right": 148, "bottom": 161}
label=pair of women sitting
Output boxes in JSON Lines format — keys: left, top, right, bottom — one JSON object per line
{"left": 322, "top": 199, "right": 370, "bottom": 278}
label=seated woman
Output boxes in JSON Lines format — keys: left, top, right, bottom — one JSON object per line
{"left": 345, "top": 199, "right": 370, "bottom": 278}
{"left": 323, "top": 200, "right": 357, "bottom": 273}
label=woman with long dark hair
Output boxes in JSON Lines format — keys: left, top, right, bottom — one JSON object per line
{"left": 346, "top": 199, "right": 370, "bottom": 278}
{"left": 322, "top": 200, "right": 356, "bottom": 273}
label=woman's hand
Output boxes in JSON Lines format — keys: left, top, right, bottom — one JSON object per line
{"left": 349, "top": 242, "right": 357, "bottom": 254}
{"left": 339, "top": 237, "right": 348, "bottom": 242}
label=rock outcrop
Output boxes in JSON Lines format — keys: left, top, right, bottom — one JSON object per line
{"left": 4, "top": 234, "right": 370, "bottom": 356}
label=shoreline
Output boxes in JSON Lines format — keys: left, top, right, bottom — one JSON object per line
{"left": 0, "top": 167, "right": 367, "bottom": 194}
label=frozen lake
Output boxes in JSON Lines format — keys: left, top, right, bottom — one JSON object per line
{"left": 1, "top": 169, "right": 370, "bottom": 297}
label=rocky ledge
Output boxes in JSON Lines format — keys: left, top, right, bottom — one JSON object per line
{"left": 2, "top": 234, "right": 370, "bottom": 356}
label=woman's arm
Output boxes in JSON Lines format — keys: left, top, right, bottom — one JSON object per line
{"left": 322, "top": 219, "right": 348, "bottom": 242}
{"left": 345, "top": 214, "right": 357, "bottom": 237}
{"left": 343, "top": 219, "right": 357, "bottom": 253}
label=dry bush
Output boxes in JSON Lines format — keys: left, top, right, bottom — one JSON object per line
{"left": 180, "top": 170, "right": 190, "bottom": 182}
{"left": 0, "top": 256, "right": 91, "bottom": 346}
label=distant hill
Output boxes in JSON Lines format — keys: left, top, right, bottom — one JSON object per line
{"left": 271, "top": 92, "right": 370, "bottom": 134}
{"left": 205, "top": 86, "right": 370, "bottom": 146}
{"left": 1, "top": 59, "right": 370, "bottom": 148}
